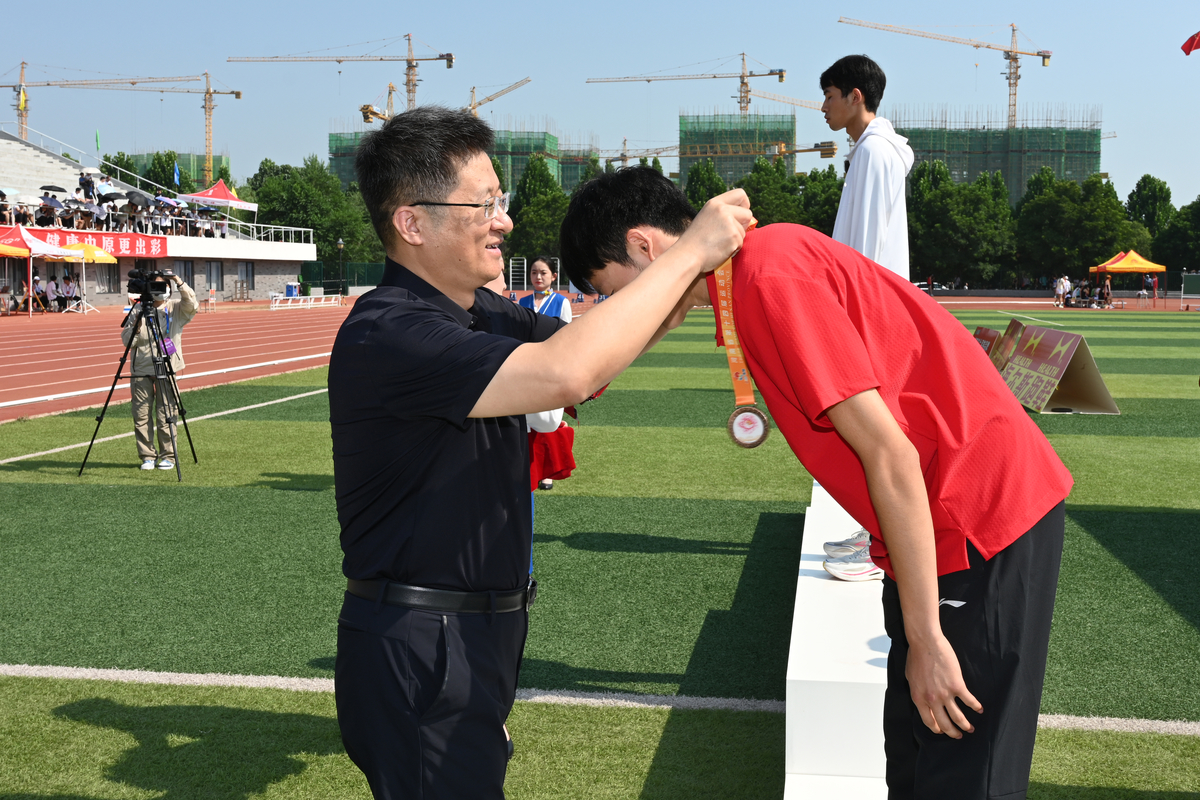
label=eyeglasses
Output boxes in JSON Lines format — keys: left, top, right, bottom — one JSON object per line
{"left": 412, "top": 191, "right": 512, "bottom": 220}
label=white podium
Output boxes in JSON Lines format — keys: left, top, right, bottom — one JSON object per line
{"left": 784, "top": 483, "right": 889, "bottom": 799}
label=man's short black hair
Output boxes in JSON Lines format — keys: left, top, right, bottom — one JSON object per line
{"left": 820, "top": 55, "right": 886, "bottom": 114}
{"left": 355, "top": 105, "right": 494, "bottom": 249}
{"left": 560, "top": 166, "right": 696, "bottom": 295}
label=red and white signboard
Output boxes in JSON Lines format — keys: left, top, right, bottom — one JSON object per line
{"left": 0, "top": 227, "right": 168, "bottom": 259}
{"left": 975, "top": 321, "right": 1119, "bottom": 414}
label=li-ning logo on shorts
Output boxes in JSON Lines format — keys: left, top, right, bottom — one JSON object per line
{"left": 939, "top": 599, "right": 966, "bottom": 608}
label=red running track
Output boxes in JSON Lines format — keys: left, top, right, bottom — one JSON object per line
{"left": 0, "top": 301, "right": 352, "bottom": 423}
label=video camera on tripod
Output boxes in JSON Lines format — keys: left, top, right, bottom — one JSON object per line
{"left": 127, "top": 265, "right": 174, "bottom": 301}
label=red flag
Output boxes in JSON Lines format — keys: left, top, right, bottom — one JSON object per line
{"left": 1184, "top": 31, "right": 1200, "bottom": 55}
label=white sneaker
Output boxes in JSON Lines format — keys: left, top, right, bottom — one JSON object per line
{"left": 823, "top": 548, "right": 884, "bottom": 582}
{"left": 824, "top": 527, "right": 870, "bottom": 558}
{"left": 140, "top": 458, "right": 156, "bottom": 471}
{"left": 157, "top": 459, "right": 175, "bottom": 470}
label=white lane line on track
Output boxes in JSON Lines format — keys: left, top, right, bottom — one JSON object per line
{"left": 0, "top": 353, "right": 330, "bottom": 409}
{"left": 0, "top": 389, "right": 327, "bottom": 464}
{"left": 0, "top": 664, "right": 1195, "bottom": 734}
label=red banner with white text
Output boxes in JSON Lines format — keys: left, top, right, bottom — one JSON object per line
{"left": 0, "top": 227, "right": 168, "bottom": 259}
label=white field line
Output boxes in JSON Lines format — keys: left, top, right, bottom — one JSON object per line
{"left": 0, "top": 664, "right": 1195, "bottom": 735}
{"left": 1011, "top": 314, "right": 1065, "bottom": 327}
{"left": 0, "top": 389, "right": 327, "bottom": 465}
{"left": 0, "top": 353, "right": 331, "bottom": 410}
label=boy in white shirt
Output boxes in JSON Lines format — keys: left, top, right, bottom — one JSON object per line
{"left": 821, "top": 55, "right": 915, "bottom": 279}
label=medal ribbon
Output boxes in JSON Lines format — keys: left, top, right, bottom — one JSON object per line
{"left": 713, "top": 257, "right": 757, "bottom": 408}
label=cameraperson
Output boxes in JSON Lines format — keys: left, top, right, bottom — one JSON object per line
{"left": 122, "top": 270, "right": 198, "bottom": 470}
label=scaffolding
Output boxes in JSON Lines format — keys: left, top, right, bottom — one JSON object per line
{"left": 490, "top": 130, "right": 560, "bottom": 191}
{"left": 328, "top": 129, "right": 365, "bottom": 190}
{"left": 129, "top": 151, "right": 231, "bottom": 185}
{"left": 888, "top": 105, "right": 1102, "bottom": 206}
{"left": 679, "top": 111, "right": 796, "bottom": 189}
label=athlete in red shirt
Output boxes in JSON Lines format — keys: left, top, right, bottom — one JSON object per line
{"left": 561, "top": 167, "right": 1074, "bottom": 799}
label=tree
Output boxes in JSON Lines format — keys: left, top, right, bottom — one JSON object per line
{"left": 508, "top": 153, "right": 569, "bottom": 259}
{"left": 254, "top": 155, "right": 371, "bottom": 264}
{"left": 651, "top": 156, "right": 664, "bottom": 175}
{"left": 1015, "top": 165, "right": 1057, "bottom": 219}
{"left": 103, "top": 151, "right": 141, "bottom": 188}
{"left": 216, "top": 163, "right": 235, "bottom": 187}
{"left": 604, "top": 160, "right": 616, "bottom": 174}
{"left": 1153, "top": 196, "right": 1200, "bottom": 271}
{"left": 734, "top": 157, "right": 801, "bottom": 226}
{"left": 491, "top": 156, "right": 507, "bottom": 193}
{"left": 508, "top": 154, "right": 559, "bottom": 224}
{"left": 685, "top": 159, "right": 726, "bottom": 208}
{"left": 573, "top": 155, "right": 602, "bottom": 195}
{"left": 907, "top": 163, "right": 1014, "bottom": 286}
{"left": 795, "top": 165, "right": 843, "bottom": 236}
{"left": 1017, "top": 177, "right": 1083, "bottom": 274}
{"left": 1078, "top": 175, "right": 1148, "bottom": 266}
{"left": 141, "top": 150, "right": 196, "bottom": 194}
{"left": 247, "top": 158, "right": 293, "bottom": 192}
{"left": 1126, "top": 174, "right": 1175, "bottom": 238}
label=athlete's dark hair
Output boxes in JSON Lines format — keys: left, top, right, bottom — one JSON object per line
{"left": 819, "top": 55, "right": 886, "bottom": 114}
{"left": 560, "top": 166, "right": 696, "bottom": 295}
{"left": 355, "top": 105, "right": 494, "bottom": 248}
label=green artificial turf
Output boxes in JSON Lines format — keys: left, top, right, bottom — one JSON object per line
{"left": 1031, "top": 399, "right": 1200, "bottom": 438}
{"left": 1, "top": 676, "right": 1196, "bottom": 800}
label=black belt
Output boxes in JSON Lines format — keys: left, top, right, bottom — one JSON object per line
{"left": 347, "top": 578, "right": 536, "bottom": 614}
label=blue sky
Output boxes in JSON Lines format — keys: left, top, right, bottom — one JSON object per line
{"left": 5, "top": 0, "right": 1198, "bottom": 207}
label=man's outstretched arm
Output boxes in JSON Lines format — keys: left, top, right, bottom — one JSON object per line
{"left": 469, "top": 191, "right": 752, "bottom": 419}
{"left": 825, "top": 388, "right": 983, "bottom": 738}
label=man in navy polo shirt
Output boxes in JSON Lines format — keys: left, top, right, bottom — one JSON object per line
{"left": 328, "top": 106, "right": 751, "bottom": 799}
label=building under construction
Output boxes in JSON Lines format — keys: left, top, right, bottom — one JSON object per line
{"left": 678, "top": 112, "right": 796, "bottom": 190}
{"left": 129, "top": 151, "right": 231, "bottom": 184}
{"left": 889, "top": 105, "right": 1102, "bottom": 206}
{"left": 328, "top": 120, "right": 597, "bottom": 194}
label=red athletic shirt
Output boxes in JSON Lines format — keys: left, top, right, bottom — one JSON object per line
{"left": 708, "top": 224, "right": 1073, "bottom": 577}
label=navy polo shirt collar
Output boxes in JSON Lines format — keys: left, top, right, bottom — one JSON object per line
{"left": 381, "top": 257, "right": 477, "bottom": 329}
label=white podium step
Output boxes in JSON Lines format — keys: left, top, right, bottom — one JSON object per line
{"left": 785, "top": 483, "right": 889, "bottom": 798}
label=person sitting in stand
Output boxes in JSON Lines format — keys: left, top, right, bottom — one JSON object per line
{"left": 518, "top": 255, "right": 574, "bottom": 490}
{"left": 0, "top": 192, "right": 10, "bottom": 225}
{"left": 35, "top": 204, "right": 56, "bottom": 227}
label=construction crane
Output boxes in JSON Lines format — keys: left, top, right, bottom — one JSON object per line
{"left": 597, "top": 137, "right": 836, "bottom": 168}
{"left": 3, "top": 62, "right": 202, "bottom": 140}
{"left": 838, "top": 17, "right": 1052, "bottom": 128}
{"left": 746, "top": 89, "right": 823, "bottom": 113}
{"left": 467, "top": 77, "right": 530, "bottom": 117}
{"left": 230, "top": 34, "right": 453, "bottom": 110}
{"left": 587, "top": 53, "right": 785, "bottom": 114}
{"left": 82, "top": 73, "right": 242, "bottom": 185}
{"left": 360, "top": 83, "right": 398, "bottom": 123}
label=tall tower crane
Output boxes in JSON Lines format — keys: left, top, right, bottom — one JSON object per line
{"left": 83, "top": 73, "right": 242, "bottom": 185}
{"left": 587, "top": 53, "right": 785, "bottom": 114}
{"left": 360, "top": 83, "right": 398, "bottom": 124}
{"left": 838, "top": 17, "right": 1052, "bottom": 128}
{"left": 467, "top": 77, "right": 530, "bottom": 117}
{"left": 3, "top": 62, "right": 202, "bottom": 140}
{"left": 230, "top": 34, "right": 453, "bottom": 111}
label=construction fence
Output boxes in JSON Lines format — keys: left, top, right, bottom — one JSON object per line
{"left": 300, "top": 261, "right": 384, "bottom": 293}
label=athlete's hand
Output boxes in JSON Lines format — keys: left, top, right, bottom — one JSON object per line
{"left": 905, "top": 633, "right": 983, "bottom": 738}
{"left": 674, "top": 189, "right": 753, "bottom": 274}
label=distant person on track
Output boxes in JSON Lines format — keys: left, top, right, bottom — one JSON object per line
{"left": 560, "top": 166, "right": 1073, "bottom": 800}
{"left": 821, "top": 54, "right": 914, "bottom": 280}
{"left": 122, "top": 271, "right": 197, "bottom": 471}
{"left": 328, "top": 106, "right": 749, "bottom": 800}
{"left": 519, "top": 256, "right": 573, "bottom": 490}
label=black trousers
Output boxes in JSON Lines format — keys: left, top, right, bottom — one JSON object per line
{"left": 883, "top": 502, "right": 1065, "bottom": 800}
{"left": 335, "top": 592, "right": 528, "bottom": 800}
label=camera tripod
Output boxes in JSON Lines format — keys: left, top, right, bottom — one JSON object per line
{"left": 79, "top": 293, "right": 197, "bottom": 481}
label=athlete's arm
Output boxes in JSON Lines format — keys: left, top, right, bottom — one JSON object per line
{"left": 469, "top": 191, "right": 752, "bottom": 418}
{"left": 824, "top": 388, "right": 983, "bottom": 738}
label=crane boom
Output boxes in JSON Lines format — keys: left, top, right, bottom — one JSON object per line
{"left": 2, "top": 74, "right": 203, "bottom": 88}
{"left": 468, "top": 77, "right": 530, "bottom": 116}
{"left": 587, "top": 53, "right": 785, "bottom": 114}
{"left": 746, "top": 89, "right": 823, "bottom": 112}
{"left": 837, "top": 17, "right": 1052, "bottom": 128}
